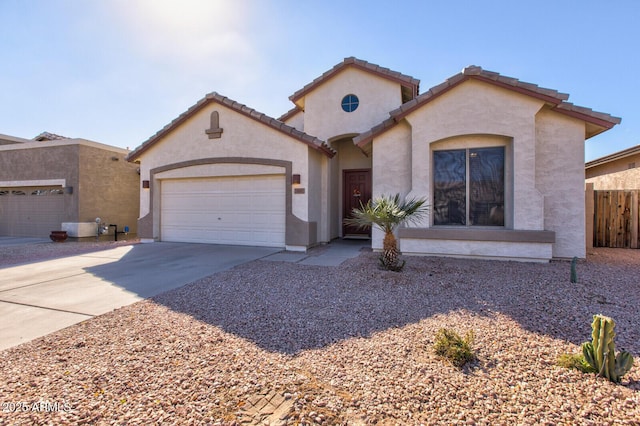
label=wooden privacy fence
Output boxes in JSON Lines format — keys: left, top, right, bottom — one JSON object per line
{"left": 593, "top": 190, "right": 640, "bottom": 248}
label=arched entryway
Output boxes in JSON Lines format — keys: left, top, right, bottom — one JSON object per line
{"left": 329, "top": 135, "right": 372, "bottom": 239}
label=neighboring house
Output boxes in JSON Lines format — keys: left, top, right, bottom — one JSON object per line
{"left": 586, "top": 144, "right": 640, "bottom": 190}
{"left": 0, "top": 133, "right": 140, "bottom": 238}
{"left": 585, "top": 145, "right": 640, "bottom": 250}
{"left": 126, "top": 57, "right": 620, "bottom": 261}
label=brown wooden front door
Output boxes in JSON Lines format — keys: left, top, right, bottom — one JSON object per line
{"left": 343, "top": 169, "right": 372, "bottom": 237}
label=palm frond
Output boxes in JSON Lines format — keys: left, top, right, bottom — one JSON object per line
{"left": 343, "top": 193, "right": 429, "bottom": 234}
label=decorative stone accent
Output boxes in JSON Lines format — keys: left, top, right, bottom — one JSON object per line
{"left": 205, "top": 110, "right": 223, "bottom": 139}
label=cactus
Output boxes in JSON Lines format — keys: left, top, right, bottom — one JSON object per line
{"left": 581, "top": 315, "right": 634, "bottom": 383}
{"left": 570, "top": 256, "right": 578, "bottom": 283}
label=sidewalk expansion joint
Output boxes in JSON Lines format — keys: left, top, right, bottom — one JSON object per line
{"left": 0, "top": 272, "right": 89, "bottom": 293}
{"left": 0, "top": 299, "right": 94, "bottom": 317}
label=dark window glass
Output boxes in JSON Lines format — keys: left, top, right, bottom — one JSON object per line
{"left": 341, "top": 94, "right": 359, "bottom": 112}
{"left": 434, "top": 150, "right": 466, "bottom": 225}
{"left": 433, "top": 147, "right": 504, "bottom": 226}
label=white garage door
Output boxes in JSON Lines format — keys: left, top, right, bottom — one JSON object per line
{"left": 160, "top": 175, "right": 286, "bottom": 247}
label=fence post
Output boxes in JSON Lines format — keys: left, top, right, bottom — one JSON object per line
{"left": 632, "top": 190, "right": 639, "bottom": 249}
{"left": 585, "top": 183, "right": 594, "bottom": 251}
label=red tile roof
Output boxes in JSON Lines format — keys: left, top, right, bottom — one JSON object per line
{"left": 354, "top": 65, "right": 621, "bottom": 148}
{"left": 127, "top": 92, "right": 336, "bottom": 161}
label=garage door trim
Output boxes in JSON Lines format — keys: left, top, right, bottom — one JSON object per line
{"left": 144, "top": 157, "right": 315, "bottom": 248}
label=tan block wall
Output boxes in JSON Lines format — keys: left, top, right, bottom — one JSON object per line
{"left": 78, "top": 145, "right": 140, "bottom": 234}
{"left": 0, "top": 143, "right": 80, "bottom": 221}
{"left": 0, "top": 140, "right": 139, "bottom": 236}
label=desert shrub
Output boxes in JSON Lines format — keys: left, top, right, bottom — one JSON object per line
{"left": 433, "top": 328, "right": 476, "bottom": 368}
{"left": 557, "top": 353, "right": 596, "bottom": 374}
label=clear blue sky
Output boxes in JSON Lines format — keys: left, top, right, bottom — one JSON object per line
{"left": 1, "top": 0, "right": 637, "bottom": 161}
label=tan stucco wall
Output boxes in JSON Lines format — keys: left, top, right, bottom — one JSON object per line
{"left": 586, "top": 152, "right": 640, "bottom": 180}
{"left": 135, "top": 102, "right": 324, "bottom": 245}
{"left": 586, "top": 168, "right": 640, "bottom": 190}
{"left": 369, "top": 121, "right": 413, "bottom": 248}
{"left": 306, "top": 148, "right": 324, "bottom": 242}
{"left": 372, "top": 120, "right": 413, "bottom": 197}
{"left": 535, "top": 109, "right": 586, "bottom": 258}
{"left": 406, "top": 81, "right": 545, "bottom": 229}
{"left": 586, "top": 152, "right": 640, "bottom": 190}
{"left": 372, "top": 79, "right": 586, "bottom": 260}
{"left": 283, "top": 111, "right": 304, "bottom": 132}
{"left": 284, "top": 68, "right": 403, "bottom": 240}
{"left": 302, "top": 68, "right": 404, "bottom": 141}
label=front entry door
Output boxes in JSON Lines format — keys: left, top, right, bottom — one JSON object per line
{"left": 343, "top": 169, "right": 372, "bottom": 237}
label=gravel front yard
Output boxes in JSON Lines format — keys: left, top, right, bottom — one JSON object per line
{"left": 0, "top": 243, "right": 639, "bottom": 425}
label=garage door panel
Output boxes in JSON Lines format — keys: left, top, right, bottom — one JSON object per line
{"left": 161, "top": 175, "right": 285, "bottom": 247}
{"left": 0, "top": 188, "right": 65, "bottom": 237}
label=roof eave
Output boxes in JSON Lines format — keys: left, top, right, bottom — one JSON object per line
{"left": 586, "top": 144, "right": 640, "bottom": 169}
{"left": 550, "top": 104, "right": 621, "bottom": 139}
{"left": 353, "top": 68, "right": 621, "bottom": 148}
{"left": 127, "top": 94, "right": 335, "bottom": 162}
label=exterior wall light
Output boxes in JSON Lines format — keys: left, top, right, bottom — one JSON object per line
{"left": 142, "top": 180, "right": 150, "bottom": 189}
{"left": 292, "top": 174, "right": 301, "bottom": 185}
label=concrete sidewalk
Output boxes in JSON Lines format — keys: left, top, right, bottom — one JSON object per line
{"left": 262, "top": 238, "right": 370, "bottom": 266}
{"left": 0, "top": 243, "right": 280, "bottom": 350}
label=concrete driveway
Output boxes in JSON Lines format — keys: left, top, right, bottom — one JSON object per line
{"left": 0, "top": 242, "right": 280, "bottom": 350}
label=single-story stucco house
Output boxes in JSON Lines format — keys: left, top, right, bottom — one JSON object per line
{"left": 126, "top": 57, "right": 620, "bottom": 261}
{"left": 0, "top": 132, "right": 140, "bottom": 238}
{"left": 586, "top": 144, "right": 640, "bottom": 190}
{"left": 585, "top": 144, "right": 640, "bottom": 250}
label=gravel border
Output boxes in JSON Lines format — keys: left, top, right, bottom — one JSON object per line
{"left": 0, "top": 245, "right": 638, "bottom": 425}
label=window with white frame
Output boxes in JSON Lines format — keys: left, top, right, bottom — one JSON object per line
{"left": 433, "top": 146, "right": 505, "bottom": 226}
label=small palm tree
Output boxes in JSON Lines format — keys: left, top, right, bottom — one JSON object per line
{"left": 344, "top": 193, "right": 429, "bottom": 271}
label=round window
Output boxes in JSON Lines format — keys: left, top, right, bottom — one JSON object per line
{"left": 341, "top": 94, "right": 359, "bottom": 112}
